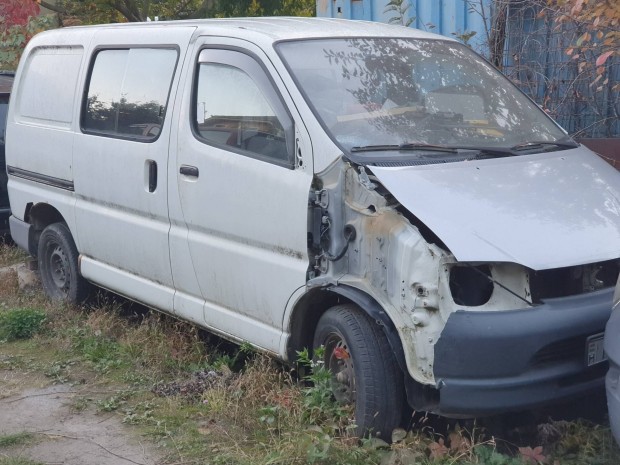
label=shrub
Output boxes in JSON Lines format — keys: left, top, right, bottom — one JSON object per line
{"left": 0, "top": 308, "right": 46, "bottom": 340}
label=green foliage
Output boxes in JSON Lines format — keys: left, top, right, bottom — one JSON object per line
{"left": 0, "top": 15, "right": 55, "bottom": 71}
{"left": 297, "top": 347, "right": 353, "bottom": 430}
{"left": 0, "top": 459, "right": 44, "bottom": 465}
{"left": 0, "top": 308, "right": 46, "bottom": 340}
{"left": 542, "top": 419, "right": 619, "bottom": 465}
{"left": 54, "top": 0, "right": 315, "bottom": 23}
{"left": 384, "top": 0, "right": 415, "bottom": 27}
{"left": 473, "top": 444, "right": 524, "bottom": 465}
{"left": 70, "top": 328, "right": 125, "bottom": 373}
{"left": 0, "top": 432, "right": 35, "bottom": 448}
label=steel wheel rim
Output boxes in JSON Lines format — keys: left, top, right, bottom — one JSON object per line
{"left": 48, "top": 243, "right": 70, "bottom": 294}
{"left": 324, "top": 332, "right": 356, "bottom": 404}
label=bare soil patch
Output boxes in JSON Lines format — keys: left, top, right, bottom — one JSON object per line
{"left": 0, "top": 370, "right": 161, "bottom": 465}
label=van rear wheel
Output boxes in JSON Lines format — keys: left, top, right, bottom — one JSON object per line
{"left": 38, "top": 223, "right": 89, "bottom": 303}
{"left": 313, "top": 304, "right": 404, "bottom": 438}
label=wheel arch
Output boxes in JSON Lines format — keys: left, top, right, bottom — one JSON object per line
{"left": 286, "top": 284, "right": 407, "bottom": 373}
{"left": 23, "top": 202, "right": 68, "bottom": 256}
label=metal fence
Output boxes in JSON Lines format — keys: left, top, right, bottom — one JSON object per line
{"left": 501, "top": 1, "right": 619, "bottom": 138}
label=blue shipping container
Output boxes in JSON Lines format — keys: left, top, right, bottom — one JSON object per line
{"left": 316, "top": 0, "right": 493, "bottom": 54}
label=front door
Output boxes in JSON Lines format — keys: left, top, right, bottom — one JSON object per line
{"left": 169, "top": 40, "right": 313, "bottom": 352}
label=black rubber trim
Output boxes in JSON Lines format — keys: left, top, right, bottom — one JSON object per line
{"left": 7, "top": 166, "right": 74, "bottom": 191}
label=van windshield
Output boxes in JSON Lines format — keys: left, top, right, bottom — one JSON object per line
{"left": 277, "top": 38, "right": 569, "bottom": 161}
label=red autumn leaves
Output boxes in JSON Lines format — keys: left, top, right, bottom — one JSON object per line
{"left": 0, "top": 0, "right": 40, "bottom": 29}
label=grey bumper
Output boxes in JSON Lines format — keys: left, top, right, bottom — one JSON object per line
{"left": 433, "top": 288, "right": 613, "bottom": 416}
{"left": 605, "top": 304, "right": 620, "bottom": 444}
{"left": 9, "top": 215, "right": 34, "bottom": 255}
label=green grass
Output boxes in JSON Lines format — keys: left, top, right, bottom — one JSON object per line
{"left": 0, "top": 308, "right": 46, "bottom": 341}
{"left": 0, "top": 244, "right": 619, "bottom": 464}
{"left": 0, "top": 459, "right": 44, "bottom": 465}
{"left": 0, "top": 432, "right": 34, "bottom": 448}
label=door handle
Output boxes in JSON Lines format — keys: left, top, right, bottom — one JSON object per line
{"left": 180, "top": 165, "right": 199, "bottom": 178}
{"left": 147, "top": 160, "right": 157, "bottom": 192}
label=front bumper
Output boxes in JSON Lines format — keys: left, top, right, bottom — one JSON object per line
{"left": 433, "top": 288, "right": 613, "bottom": 416}
{"left": 605, "top": 302, "right": 620, "bottom": 445}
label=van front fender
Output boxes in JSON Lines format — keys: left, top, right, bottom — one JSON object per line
{"left": 326, "top": 284, "right": 407, "bottom": 373}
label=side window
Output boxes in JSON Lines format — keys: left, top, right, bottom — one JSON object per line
{"left": 194, "top": 49, "right": 293, "bottom": 167}
{"left": 82, "top": 48, "right": 177, "bottom": 141}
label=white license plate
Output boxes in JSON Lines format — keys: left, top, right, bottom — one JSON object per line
{"left": 586, "top": 333, "right": 607, "bottom": 366}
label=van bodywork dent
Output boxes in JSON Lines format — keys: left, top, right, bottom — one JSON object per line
{"left": 307, "top": 161, "right": 533, "bottom": 389}
{"left": 306, "top": 157, "right": 617, "bottom": 414}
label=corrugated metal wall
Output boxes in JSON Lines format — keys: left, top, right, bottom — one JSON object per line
{"left": 316, "top": 0, "right": 619, "bottom": 138}
{"left": 316, "top": 0, "right": 493, "bottom": 54}
{"left": 502, "top": 3, "right": 619, "bottom": 138}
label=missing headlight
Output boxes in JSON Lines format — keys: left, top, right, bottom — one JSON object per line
{"left": 449, "top": 264, "right": 493, "bottom": 306}
{"left": 529, "top": 259, "right": 620, "bottom": 303}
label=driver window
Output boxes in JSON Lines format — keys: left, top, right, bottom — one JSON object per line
{"left": 194, "top": 53, "right": 293, "bottom": 167}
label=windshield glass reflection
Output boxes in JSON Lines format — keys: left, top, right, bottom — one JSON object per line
{"left": 278, "top": 38, "right": 567, "bottom": 157}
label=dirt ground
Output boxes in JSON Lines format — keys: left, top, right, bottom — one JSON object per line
{"left": 0, "top": 263, "right": 162, "bottom": 465}
{"left": 0, "top": 369, "right": 161, "bottom": 465}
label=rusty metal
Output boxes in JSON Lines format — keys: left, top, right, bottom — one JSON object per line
{"left": 580, "top": 139, "right": 620, "bottom": 170}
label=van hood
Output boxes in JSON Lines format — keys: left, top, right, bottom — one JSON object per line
{"left": 369, "top": 148, "right": 620, "bottom": 270}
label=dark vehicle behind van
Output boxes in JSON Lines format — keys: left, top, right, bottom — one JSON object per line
{"left": 0, "top": 72, "right": 14, "bottom": 235}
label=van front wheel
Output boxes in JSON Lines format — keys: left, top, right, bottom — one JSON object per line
{"left": 38, "top": 223, "right": 89, "bottom": 303}
{"left": 313, "top": 304, "right": 404, "bottom": 438}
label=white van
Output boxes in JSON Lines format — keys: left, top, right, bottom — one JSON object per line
{"left": 6, "top": 18, "right": 620, "bottom": 437}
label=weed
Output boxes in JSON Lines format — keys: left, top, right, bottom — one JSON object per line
{"left": 70, "top": 328, "right": 125, "bottom": 373}
{"left": 123, "top": 400, "right": 156, "bottom": 424}
{"left": 43, "top": 360, "right": 75, "bottom": 383}
{"left": 473, "top": 444, "right": 525, "bottom": 464}
{"left": 0, "top": 242, "right": 27, "bottom": 268}
{"left": 0, "top": 308, "right": 46, "bottom": 341}
{"left": 96, "top": 390, "right": 135, "bottom": 412}
{"left": 71, "top": 396, "right": 91, "bottom": 412}
{"left": 0, "top": 459, "right": 44, "bottom": 465}
{"left": 540, "top": 419, "right": 620, "bottom": 465}
{"left": 297, "top": 347, "right": 353, "bottom": 431}
{"left": 0, "top": 432, "right": 34, "bottom": 448}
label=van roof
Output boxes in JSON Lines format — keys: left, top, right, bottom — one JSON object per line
{"left": 48, "top": 17, "right": 450, "bottom": 43}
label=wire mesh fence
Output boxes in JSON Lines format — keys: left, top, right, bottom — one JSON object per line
{"left": 499, "top": 0, "right": 619, "bottom": 138}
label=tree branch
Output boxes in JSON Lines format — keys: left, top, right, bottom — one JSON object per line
{"left": 39, "top": 0, "right": 67, "bottom": 15}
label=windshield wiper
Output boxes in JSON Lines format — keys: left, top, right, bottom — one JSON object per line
{"left": 451, "top": 139, "right": 579, "bottom": 158}
{"left": 510, "top": 140, "right": 579, "bottom": 151}
{"left": 351, "top": 143, "right": 458, "bottom": 153}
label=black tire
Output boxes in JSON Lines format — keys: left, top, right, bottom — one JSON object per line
{"left": 38, "top": 222, "right": 90, "bottom": 303}
{"left": 313, "top": 304, "right": 404, "bottom": 438}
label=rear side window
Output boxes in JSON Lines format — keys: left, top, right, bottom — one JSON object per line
{"left": 82, "top": 48, "right": 177, "bottom": 141}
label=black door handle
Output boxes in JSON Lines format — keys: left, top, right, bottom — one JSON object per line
{"left": 148, "top": 160, "right": 157, "bottom": 192}
{"left": 180, "top": 165, "right": 199, "bottom": 178}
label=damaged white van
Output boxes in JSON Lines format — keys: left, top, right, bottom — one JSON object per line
{"left": 6, "top": 18, "right": 620, "bottom": 437}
